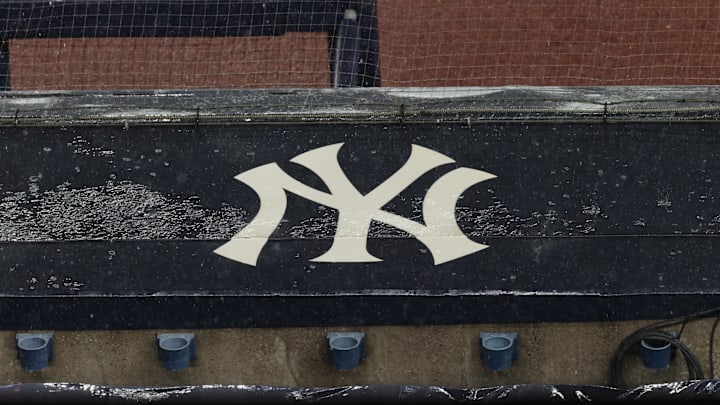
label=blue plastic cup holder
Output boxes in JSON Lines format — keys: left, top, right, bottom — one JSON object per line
{"left": 327, "top": 332, "right": 365, "bottom": 370}
{"left": 157, "top": 333, "right": 196, "bottom": 371}
{"left": 639, "top": 339, "right": 673, "bottom": 369}
{"left": 480, "top": 332, "right": 518, "bottom": 371}
{"left": 16, "top": 332, "right": 54, "bottom": 371}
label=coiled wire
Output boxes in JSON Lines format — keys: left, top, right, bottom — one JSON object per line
{"left": 608, "top": 306, "right": 720, "bottom": 388}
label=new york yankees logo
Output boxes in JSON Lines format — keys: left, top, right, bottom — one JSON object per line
{"left": 214, "top": 143, "right": 496, "bottom": 266}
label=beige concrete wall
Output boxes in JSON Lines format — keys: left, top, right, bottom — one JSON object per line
{"left": 3, "top": 319, "right": 715, "bottom": 388}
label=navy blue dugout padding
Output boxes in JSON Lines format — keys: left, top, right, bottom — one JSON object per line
{"left": 0, "top": 0, "right": 380, "bottom": 90}
{"left": 1, "top": 86, "right": 720, "bottom": 330}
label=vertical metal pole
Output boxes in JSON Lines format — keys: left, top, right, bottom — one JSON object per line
{"left": 0, "top": 39, "right": 8, "bottom": 91}
{"left": 332, "top": 9, "right": 360, "bottom": 88}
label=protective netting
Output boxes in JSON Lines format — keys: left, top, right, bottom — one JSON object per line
{"left": 1, "top": 0, "right": 719, "bottom": 91}
{"left": 379, "top": 0, "right": 720, "bottom": 87}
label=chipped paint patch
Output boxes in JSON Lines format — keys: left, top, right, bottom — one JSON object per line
{"left": 0, "top": 180, "right": 248, "bottom": 241}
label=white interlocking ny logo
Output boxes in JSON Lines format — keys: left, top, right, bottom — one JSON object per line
{"left": 214, "top": 143, "right": 495, "bottom": 266}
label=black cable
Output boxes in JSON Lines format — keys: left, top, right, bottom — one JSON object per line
{"left": 709, "top": 316, "right": 720, "bottom": 379}
{"left": 609, "top": 306, "right": 720, "bottom": 387}
{"left": 643, "top": 306, "right": 720, "bottom": 330}
{"left": 677, "top": 320, "right": 687, "bottom": 339}
{"left": 608, "top": 328, "right": 705, "bottom": 388}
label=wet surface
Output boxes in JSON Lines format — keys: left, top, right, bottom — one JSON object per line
{"left": 3, "top": 380, "right": 720, "bottom": 403}
{"left": 1, "top": 89, "right": 719, "bottom": 327}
